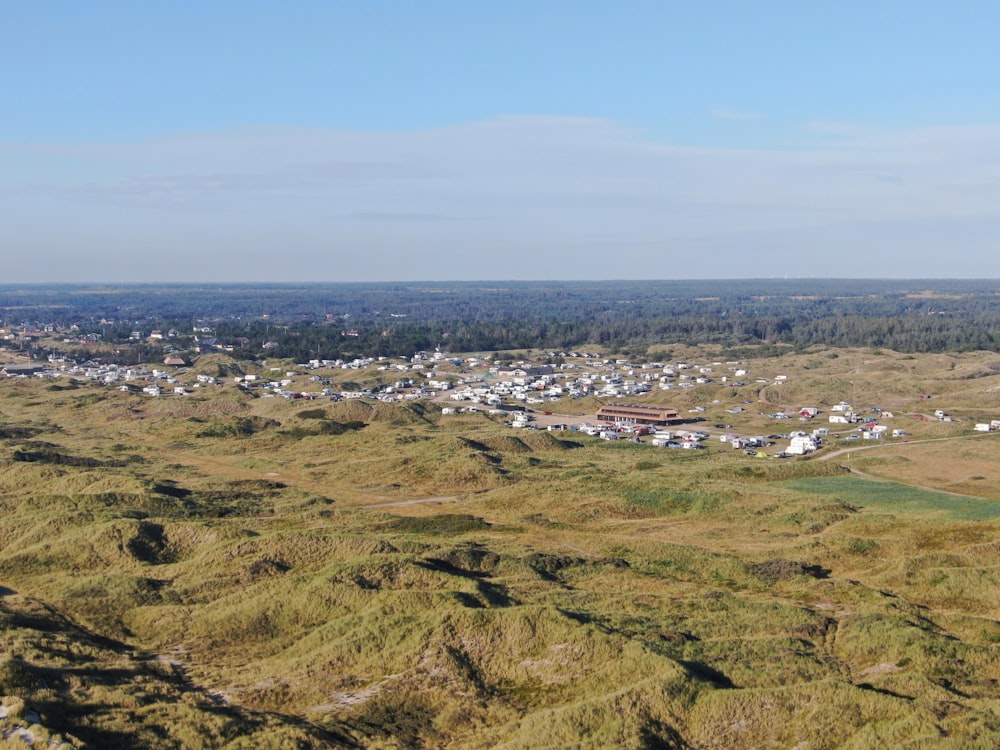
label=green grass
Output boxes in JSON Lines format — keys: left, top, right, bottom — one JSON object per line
{"left": 4, "top": 349, "right": 1000, "bottom": 748}
{"left": 779, "top": 475, "right": 1000, "bottom": 520}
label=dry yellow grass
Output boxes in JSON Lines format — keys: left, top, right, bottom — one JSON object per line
{"left": 3, "top": 348, "right": 1000, "bottom": 747}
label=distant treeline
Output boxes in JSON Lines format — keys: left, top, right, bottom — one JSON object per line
{"left": 4, "top": 280, "right": 1000, "bottom": 358}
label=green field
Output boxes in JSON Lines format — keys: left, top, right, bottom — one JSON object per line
{"left": 780, "top": 475, "right": 1000, "bottom": 520}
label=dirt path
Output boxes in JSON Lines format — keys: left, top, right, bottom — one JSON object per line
{"left": 838, "top": 465, "right": 990, "bottom": 501}
{"left": 366, "top": 496, "right": 457, "bottom": 508}
{"left": 816, "top": 432, "right": 998, "bottom": 501}
{"left": 158, "top": 449, "right": 343, "bottom": 497}
{"left": 161, "top": 449, "right": 462, "bottom": 509}
{"left": 162, "top": 450, "right": 274, "bottom": 482}
{"left": 817, "top": 431, "right": 994, "bottom": 462}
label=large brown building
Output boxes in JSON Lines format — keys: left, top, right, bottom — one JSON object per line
{"left": 596, "top": 404, "right": 683, "bottom": 425}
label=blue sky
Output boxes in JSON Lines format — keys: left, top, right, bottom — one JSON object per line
{"left": 4, "top": 1, "right": 1000, "bottom": 281}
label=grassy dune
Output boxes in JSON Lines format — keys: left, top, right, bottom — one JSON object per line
{"left": 2, "top": 348, "right": 1000, "bottom": 747}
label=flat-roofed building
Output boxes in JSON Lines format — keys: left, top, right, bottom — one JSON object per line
{"left": 0, "top": 363, "right": 48, "bottom": 376}
{"left": 498, "top": 365, "right": 555, "bottom": 380}
{"left": 596, "top": 404, "right": 683, "bottom": 425}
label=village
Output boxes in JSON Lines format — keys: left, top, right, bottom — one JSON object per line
{"left": 3, "top": 344, "right": 994, "bottom": 459}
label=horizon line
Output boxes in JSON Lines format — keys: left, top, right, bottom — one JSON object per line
{"left": 2, "top": 277, "right": 999, "bottom": 287}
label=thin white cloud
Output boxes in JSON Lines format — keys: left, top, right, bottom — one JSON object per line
{"left": 3, "top": 116, "right": 1000, "bottom": 281}
{"left": 345, "top": 211, "right": 472, "bottom": 222}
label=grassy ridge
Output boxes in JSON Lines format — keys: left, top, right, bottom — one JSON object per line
{"left": 2, "top": 350, "right": 1000, "bottom": 747}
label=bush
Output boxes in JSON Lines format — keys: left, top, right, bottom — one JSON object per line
{"left": 748, "top": 559, "right": 830, "bottom": 584}
{"left": 384, "top": 514, "right": 492, "bottom": 535}
{"left": 0, "top": 656, "right": 40, "bottom": 696}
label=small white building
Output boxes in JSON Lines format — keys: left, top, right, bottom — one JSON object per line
{"left": 786, "top": 435, "right": 817, "bottom": 455}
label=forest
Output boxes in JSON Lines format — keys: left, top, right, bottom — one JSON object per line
{"left": 3, "top": 279, "right": 1000, "bottom": 361}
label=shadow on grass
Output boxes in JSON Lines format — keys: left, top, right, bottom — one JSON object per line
{"left": 416, "top": 558, "right": 515, "bottom": 607}
{"left": 857, "top": 682, "right": 915, "bottom": 701}
{"left": 679, "top": 660, "right": 735, "bottom": 688}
